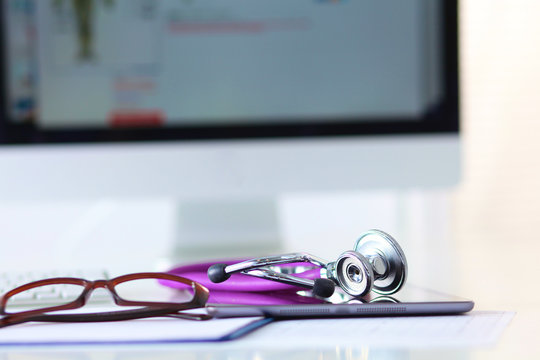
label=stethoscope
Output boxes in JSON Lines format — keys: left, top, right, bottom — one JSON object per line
{"left": 167, "top": 229, "right": 408, "bottom": 299}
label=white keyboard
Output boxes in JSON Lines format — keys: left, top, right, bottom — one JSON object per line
{"left": 0, "top": 269, "right": 111, "bottom": 308}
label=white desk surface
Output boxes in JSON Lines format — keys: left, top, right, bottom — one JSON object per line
{"left": 0, "top": 311, "right": 530, "bottom": 360}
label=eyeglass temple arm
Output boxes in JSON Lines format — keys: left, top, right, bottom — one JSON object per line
{"left": 0, "top": 306, "right": 200, "bottom": 329}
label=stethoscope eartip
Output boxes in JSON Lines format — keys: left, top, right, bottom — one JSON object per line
{"left": 208, "top": 264, "right": 231, "bottom": 283}
{"left": 312, "top": 278, "right": 335, "bottom": 298}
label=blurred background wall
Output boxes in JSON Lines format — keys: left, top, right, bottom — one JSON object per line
{"left": 455, "top": 0, "right": 540, "bottom": 309}
{"left": 452, "top": 1, "right": 540, "bottom": 353}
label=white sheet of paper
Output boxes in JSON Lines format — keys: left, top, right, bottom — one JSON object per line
{"left": 0, "top": 316, "right": 266, "bottom": 345}
{"left": 240, "top": 311, "right": 514, "bottom": 348}
{"left": 0, "top": 311, "right": 514, "bottom": 348}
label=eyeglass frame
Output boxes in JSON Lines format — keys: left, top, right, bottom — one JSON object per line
{"left": 0, "top": 272, "right": 209, "bottom": 328}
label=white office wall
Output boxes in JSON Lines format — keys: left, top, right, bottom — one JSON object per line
{"left": 454, "top": 0, "right": 540, "bottom": 309}
{"left": 0, "top": 199, "right": 177, "bottom": 273}
{"left": 447, "top": 2, "right": 540, "bottom": 355}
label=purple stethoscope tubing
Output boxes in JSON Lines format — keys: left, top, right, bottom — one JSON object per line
{"left": 167, "top": 260, "right": 321, "bottom": 292}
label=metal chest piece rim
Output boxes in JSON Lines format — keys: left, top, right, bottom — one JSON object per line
{"left": 354, "top": 229, "right": 408, "bottom": 295}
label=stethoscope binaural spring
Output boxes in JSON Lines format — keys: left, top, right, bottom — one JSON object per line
{"left": 208, "top": 229, "right": 408, "bottom": 298}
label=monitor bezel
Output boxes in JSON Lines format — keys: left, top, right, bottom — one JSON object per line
{"left": 0, "top": 0, "right": 459, "bottom": 145}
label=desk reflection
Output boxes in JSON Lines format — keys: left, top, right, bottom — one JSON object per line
{"left": 0, "top": 347, "right": 470, "bottom": 360}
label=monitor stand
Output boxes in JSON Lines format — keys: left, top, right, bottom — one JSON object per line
{"left": 170, "top": 198, "right": 284, "bottom": 264}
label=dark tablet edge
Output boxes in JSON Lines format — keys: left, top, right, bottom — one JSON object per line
{"left": 207, "top": 300, "right": 475, "bottom": 319}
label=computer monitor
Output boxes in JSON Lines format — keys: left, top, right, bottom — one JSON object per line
{"left": 0, "top": 0, "right": 459, "bottom": 263}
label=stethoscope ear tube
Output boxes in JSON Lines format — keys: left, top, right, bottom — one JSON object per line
{"left": 208, "top": 255, "right": 336, "bottom": 297}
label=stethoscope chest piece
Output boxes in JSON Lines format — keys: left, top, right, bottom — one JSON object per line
{"left": 329, "top": 250, "right": 375, "bottom": 297}
{"left": 353, "top": 230, "right": 408, "bottom": 295}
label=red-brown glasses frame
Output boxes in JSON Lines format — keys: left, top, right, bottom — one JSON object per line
{"left": 0, "top": 272, "right": 209, "bottom": 328}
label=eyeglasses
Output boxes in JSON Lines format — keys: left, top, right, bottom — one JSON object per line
{"left": 0, "top": 272, "right": 209, "bottom": 328}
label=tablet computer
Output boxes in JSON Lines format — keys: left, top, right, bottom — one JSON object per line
{"left": 206, "top": 285, "right": 474, "bottom": 319}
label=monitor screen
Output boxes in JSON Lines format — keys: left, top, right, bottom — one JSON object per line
{"left": 1, "top": 0, "right": 458, "bottom": 143}
{"left": 0, "top": 0, "right": 461, "bottom": 267}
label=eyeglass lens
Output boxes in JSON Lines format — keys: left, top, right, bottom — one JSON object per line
{"left": 4, "top": 283, "right": 85, "bottom": 313}
{"left": 114, "top": 277, "right": 195, "bottom": 303}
